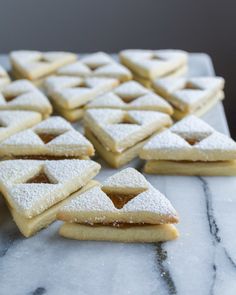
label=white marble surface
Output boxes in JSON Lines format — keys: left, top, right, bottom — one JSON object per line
{"left": 0, "top": 54, "right": 236, "bottom": 295}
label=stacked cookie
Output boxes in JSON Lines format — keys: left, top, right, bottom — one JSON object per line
{"left": 0, "top": 111, "right": 101, "bottom": 237}
{"left": 0, "top": 79, "right": 53, "bottom": 119}
{"left": 58, "top": 168, "right": 179, "bottom": 243}
{"left": 119, "top": 49, "right": 188, "bottom": 88}
{"left": 84, "top": 108, "right": 172, "bottom": 167}
{"left": 44, "top": 76, "right": 119, "bottom": 121}
{"left": 0, "top": 159, "right": 100, "bottom": 237}
{"left": 10, "top": 50, "right": 77, "bottom": 86}
{"left": 0, "top": 49, "right": 234, "bottom": 245}
{"left": 140, "top": 115, "right": 236, "bottom": 175}
{"left": 43, "top": 52, "right": 133, "bottom": 121}
{"left": 152, "top": 76, "right": 225, "bottom": 120}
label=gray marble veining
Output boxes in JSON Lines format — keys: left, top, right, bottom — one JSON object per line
{"left": 0, "top": 54, "right": 235, "bottom": 295}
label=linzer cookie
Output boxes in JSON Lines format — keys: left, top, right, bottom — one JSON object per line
{"left": 119, "top": 49, "right": 188, "bottom": 85}
{"left": 0, "top": 65, "right": 11, "bottom": 90}
{"left": 0, "top": 116, "right": 94, "bottom": 159}
{"left": 58, "top": 168, "right": 179, "bottom": 243}
{"left": 86, "top": 80, "right": 173, "bottom": 115}
{"left": 152, "top": 76, "right": 225, "bottom": 120}
{"left": 10, "top": 50, "right": 77, "bottom": 82}
{"left": 0, "top": 159, "right": 100, "bottom": 237}
{"left": 84, "top": 108, "right": 172, "bottom": 167}
{"left": 44, "top": 76, "right": 119, "bottom": 121}
{"left": 0, "top": 110, "right": 42, "bottom": 142}
{"left": 140, "top": 115, "right": 236, "bottom": 175}
{"left": 57, "top": 52, "right": 132, "bottom": 82}
{"left": 0, "top": 79, "right": 52, "bottom": 118}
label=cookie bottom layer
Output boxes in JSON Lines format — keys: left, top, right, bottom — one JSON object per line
{"left": 59, "top": 223, "right": 179, "bottom": 243}
{"left": 85, "top": 128, "right": 148, "bottom": 168}
{"left": 7, "top": 180, "right": 99, "bottom": 237}
{"left": 144, "top": 160, "right": 236, "bottom": 176}
{"left": 172, "top": 91, "right": 224, "bottom": 120}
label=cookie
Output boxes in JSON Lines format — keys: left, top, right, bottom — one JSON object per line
{"left": 0, "top": 80, "right": 52, "bottom": 118}
{"left": 140, "top": 115, "right": 236, "bottom": 175}
{"left": 0, "top": 110, "right": 42, "bottom": 142}
{"left": 86, "top": 81, "right": 173, "bottom": 115}
{"left": 0, "top": 159, "right": 100, "bottom": 236}
{"left": 119, "top": 49, "right": 188, "bottom": 80}
{"left": 57, "top": 52, "right": 132, "bottom": 82}
{"left": 84, "top": 108, "right": 172, "bottom": 167}
{"left": 10, "top": 50, "right": 77, "bottom": 80}
{"left": 0, "top": 116, "right": 94, "bottom": 159}
{"left": 152, "top": 76, "right": 225, "bottom": 120}
{"left": 44, "top": 76, "right": 119, "bottom": 111}
{"left": 58, "top": 168, "right": 179, "bottom": 243}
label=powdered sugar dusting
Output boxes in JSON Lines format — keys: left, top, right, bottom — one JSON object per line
{"left": 143, "top": 130, "right": 190, "bottom": 150}
{"left": 60, "top": 168, "right": 178, "bottom": 219}
{"left": 114, "top": 81, "right": 149, "bottom": 98}
{"left": 0, "top": 159, "right": 100, "bottom": 217}
{"left": 123, "top": 185, "right": 178, "bottom": 217}
{"left": 62, "top": 186, "right": 115, "bottom": 212}
{"left": 1, "top": 129, "right": 44, "bottom": 145}
{"left": 171, "top": 115, "right": 214, "bottom": 139}
{"left": 33, "top": 116, "right": 72, "bottom": 133}
{"left": 0, "top": 110, "right": 40, "bottom": 127}
{"left": 103, "top": 168, "right": 148, "bottom": 190}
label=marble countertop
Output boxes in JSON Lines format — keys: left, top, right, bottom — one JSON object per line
{"left": 0, "top": 54, "right": 236, "bottom": 295}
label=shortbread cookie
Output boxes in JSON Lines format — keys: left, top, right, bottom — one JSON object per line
{"left": 10, "top": 50, "right": 77, "bottom": 80}
{"left": 57, "top": 52, "right": 132, "bottom": 82}
{"left": 119, "top": 49, "right": 188, "bottom": 80}
{"left": 133, "top": 65, "right": 188, "bottom": 88}
{"left": 58, "top": 168, "right": 179, "bottom": 243}
{"left": 143, "top": 160, "right": 236, "bottom": 176}
{"left": 86, "top": 81, "right": 173, "bottom": 115}
{"left": 0, "top": 110, "right": 42, "bottom": 142}
{"left": 0, "top": 159, "right": 100, "bottom": 236}
{"left": 59, "top": 223, "right": 178, "bottom": 243}
{"left": 84, "top": 128, "right": 163, "bottom": 168}
{"left": 8, "top": 180, "right": 98, "bottom": 237}
{"left": 0, "top": 65, "right": 11, "bottom": 90}
{"left": 44, "top": 76, "right": 119, "bottom": 109}
{"left": 0, "top": 116, "right": 94, "bottom": 159}
{"left": 0, "top": 80, "right": 52, "bottom": 118}
{"left": 152, "top": 76, "right": 225, "bottom": 119}
{"left": 140, "top": 115, "right": 236, "bottom": 175}
{"left": 84, "top": 108, "right": 172, "bottom": 153}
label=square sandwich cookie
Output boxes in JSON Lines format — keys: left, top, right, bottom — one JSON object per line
{"left": 10, "top": 50, "right": 77, "bottom": 82}
{"left": 56, "top": 52, "right": 132, "bottom": 82}
{"left": 84, "top": 108, "right": 172, "bottom": 168}
{"left": 44, "top": 76, "right": 119, "bottom": 121}
{"left": 0, "top": 65, "right": 11, "bottom": 90}
{"left": 0, "top": 159, "right": 100, "bottom": 237}
{"left": 140, "top": 115, "right": 236, "bottom": 176}
{"left": 119, "top": 49, "right": 188, "bottom": 82}
{"left": 58, "top": 168, "right": 179, "bottom": 243}
{"left": 86, "top": 80, "right": 173, "bottom": 115}
{"left": 152, "top": 76, "right": 225, "bottom": 120}
{"left": 0, "top": 110, "right": 42, "bottom": 142}
{"left": 0, "top": 116, "right": 94, "bottom": 160}
{"left": 0, "top": 80, "right": 52, "bottom": 118}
